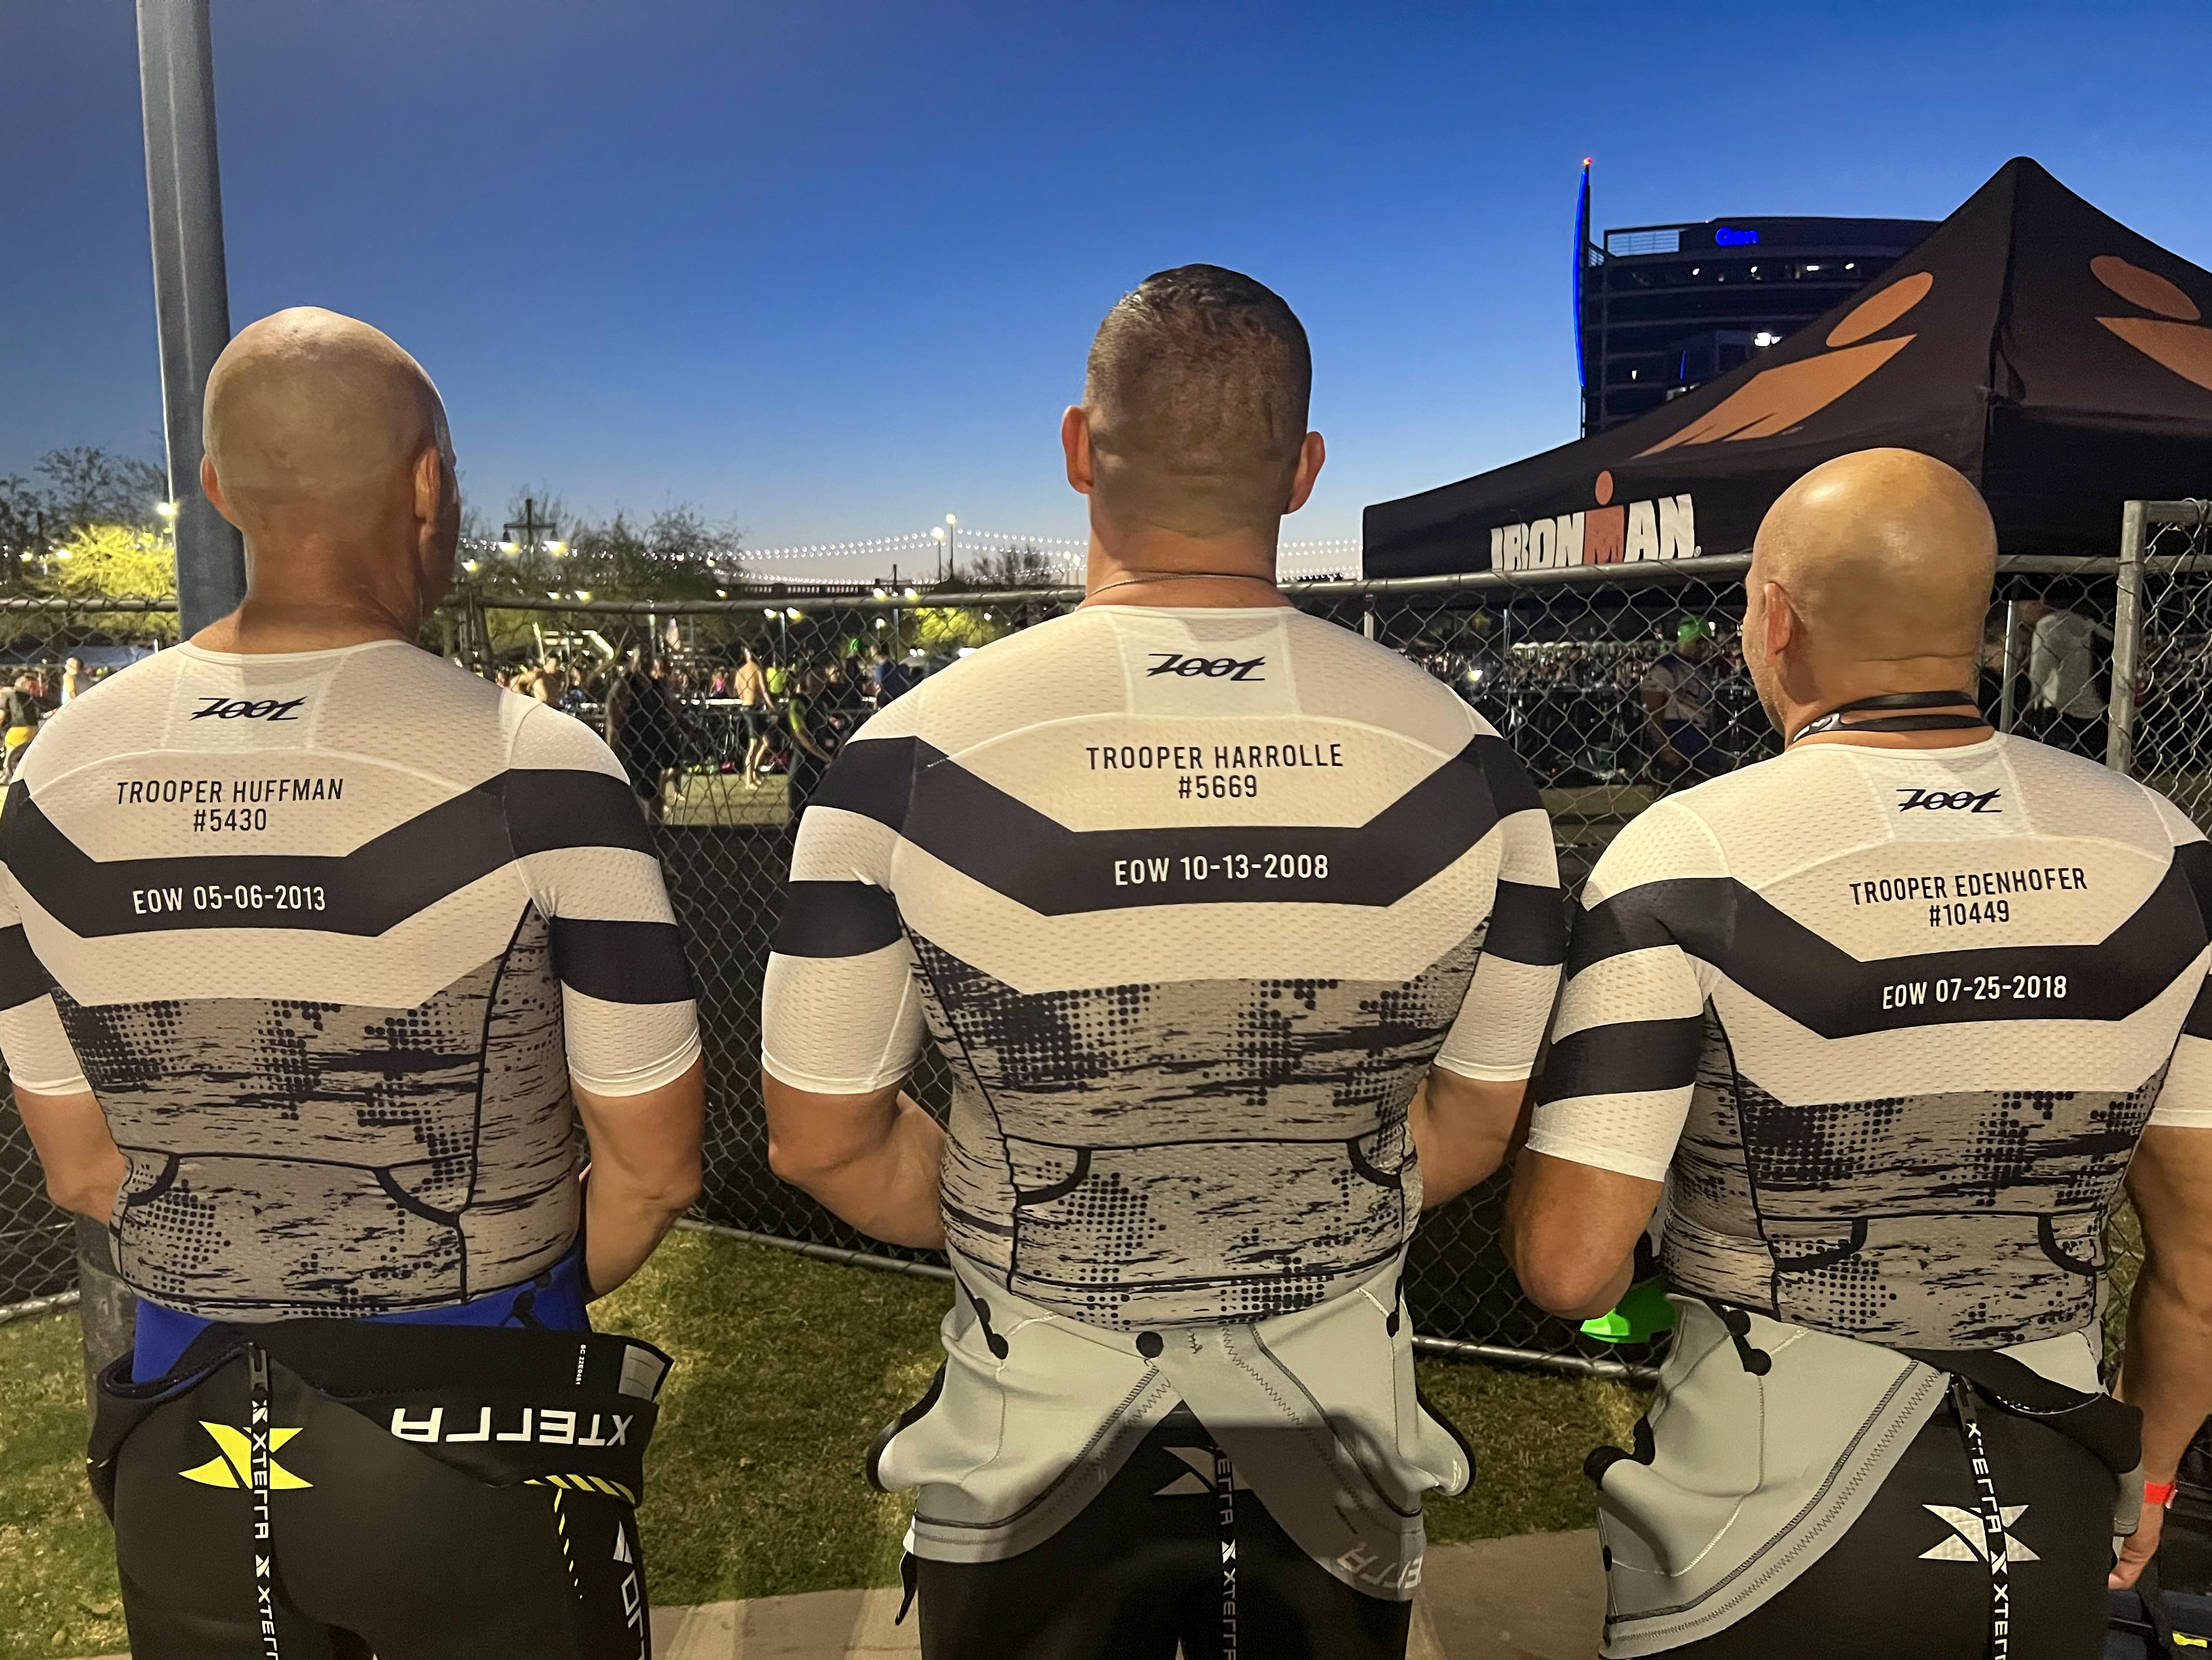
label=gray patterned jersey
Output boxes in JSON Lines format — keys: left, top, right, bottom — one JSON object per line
{"left": 762, "top": 604, "right": 1563, "bottom": 1328}
{"left": 1530, "top": 730, "right": 2212, "bottom": 1349}
{"left": 0, "top": 640, "right": 701, "bottom": 1318}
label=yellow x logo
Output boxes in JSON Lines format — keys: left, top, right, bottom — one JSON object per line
{"left": 178, "top": 1422, "right": 312, "bottom": 1489}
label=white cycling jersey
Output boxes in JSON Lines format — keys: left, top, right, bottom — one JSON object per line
{"left": 762, "top": 600, "right": 1563, "bottom": 1597}
{"left": 0, "top": 640, "right": 701, "bottom": 1319}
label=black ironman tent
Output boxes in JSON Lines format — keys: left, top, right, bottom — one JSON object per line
{"left": 1363, "top": 157, "right": 2212, "bottom": 578}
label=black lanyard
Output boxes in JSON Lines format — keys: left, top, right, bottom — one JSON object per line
{"left": 1789, "top": 691, "right": 1991, "bottom": 745}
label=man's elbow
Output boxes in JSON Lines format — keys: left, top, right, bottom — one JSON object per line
{"left": 1507, "top": 1225, "right": 1616, "bottom": 1318}
{"left": 766, "top": 1131, "right": 842, "bottom": 1195}
{"left": 44, "top": 1171, "right": 109, "bottom": 1220}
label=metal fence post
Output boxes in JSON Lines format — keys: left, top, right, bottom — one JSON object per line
{"left": 2108, "top": 500, "right": 2149, "bottom": 775}
{"left": 138, "top": 0, "right": 245, "bottom": 638}
{"left": 1998, "top": 599, "right": 2020, "bottom": 734}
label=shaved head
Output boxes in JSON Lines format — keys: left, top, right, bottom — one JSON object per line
{"left": 204, "top": 307, "right": 449, "bottom": 521}
{"left": 1745, "top": 448, "right": 1997, "bottom": 737}
{"left": 193, "top": 308, "right": 460, "bottom": 650}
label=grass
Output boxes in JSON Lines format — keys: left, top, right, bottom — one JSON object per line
{"left": 0, "top": 1231, "right": 1641, "bottom": 1658}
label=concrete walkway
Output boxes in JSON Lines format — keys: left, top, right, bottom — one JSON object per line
{"left": 75, "top": 1529, "right": 1605, "bottom": 1660}
{"left": 652, "top": 1532, "right": 1604, "bottom": 1659}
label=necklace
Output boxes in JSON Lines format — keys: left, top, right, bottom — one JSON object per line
{"left": 1788, "top": 690, "right": 1991, "bottom": 745}
{"left": 1087, "top": 570, "right": 1278, "bottom": 600}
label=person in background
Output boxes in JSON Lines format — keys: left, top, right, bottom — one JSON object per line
{"left": 868, "top": 639, "right": 916, "bottom": 708}
{"left": 1641, "top": 616, "right": 1730, "bottom": 784}
{"left": 60, "top": 656, "right": 87, "bottom": 704}
{"left": 605, "top": 647, "right": 684, "bottom": 825}
{"left": 2, "top": 671, "right": 43, "bottom": 781}
{"left": 779, "top": 661, "right": 838, "bottom": 827}
{"left": 2016, "top": 597, "right": 2110, "bottom": 757}
{"left": 734, "top": 644, "right": 775, "bottom": 791}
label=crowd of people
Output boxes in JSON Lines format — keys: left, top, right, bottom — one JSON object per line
{"left": 473, "top": 638, "right": 928, "bottom": 821}
{"left": 5, "top": 277, "right": 2210, "bottom": 1660}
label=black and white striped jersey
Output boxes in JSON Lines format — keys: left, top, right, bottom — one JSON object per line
{"left": 762, "top": 603, "right": 1563, "bottom": 1329}
{"left": 1530, "top": 732, "right": 2212, "bottom": 1349}
{"left": 0, "top": 640, "right": 701, "bottom": 1320}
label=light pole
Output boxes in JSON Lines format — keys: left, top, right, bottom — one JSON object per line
{"left": 930, "top": 513, "right": 957, "bottom": 584}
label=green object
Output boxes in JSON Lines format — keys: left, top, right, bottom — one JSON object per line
{"left": 1581, "top": 1277, "right": 1680, "bottom": 1345}
{"left": 1676, "top": 617, "right": 1714, "bottom": 645}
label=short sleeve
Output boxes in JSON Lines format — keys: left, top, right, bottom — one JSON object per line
{"left": 0, "top": 851, "right": 87, "bottom": 1095}
{"left": 508, "top": 703, "right": 701, "bottom": 1096}
{"left": 1433, "top": 753, "right": 1564, "bottom": 1081}
{"left": 2152, "top": 803, "right": 2212, "bottom": 1129}
{"left": 1526, "top": 802, "right": 1721, "bottom": 1181}
{"left": 760, "top": 731, "right": 928, "bottom": 1093}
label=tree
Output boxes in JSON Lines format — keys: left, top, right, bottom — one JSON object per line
{"left": 964, "top": 540, "right": 1060, "bottom": 588}
{"left": 34, "top": 448, "right": 166, "bottom": 532}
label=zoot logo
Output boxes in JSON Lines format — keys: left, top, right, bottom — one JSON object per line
{"left": 1897, "top": 788, "right": 2002, "bottom": 814}
{"left": 192, "top": 696, "right": 308, "bottom": 721}
{"left": 1488, "top": 471, "right": 1699, "bottom": 573}
{"left": 1146, "top": 652, "right": 1266, "bottom": 682}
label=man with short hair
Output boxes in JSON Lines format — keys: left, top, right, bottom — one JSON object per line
{"left": 868, "top": 639, "right": 916, "bottom": 708}
{"left": 1509, "top": 448, "right": 2212, "bottom": 1658}
{"left": 762, "top": 266, "right": 1564, "bottom": 1658}
{"left": 1640, "top": 617, "right": 1730, "bottom": 783}
{"left": 6, "top": 307, "right": 705, "bottom": 1658}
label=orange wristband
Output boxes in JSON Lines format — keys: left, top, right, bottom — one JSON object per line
{"left": 2144, "top": 1479, "right": 2179, "bottom": 1508}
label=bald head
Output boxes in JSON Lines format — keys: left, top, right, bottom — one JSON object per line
{"left": 204, "top": 307, "right": 450, "bottom": 524}
{"left": 1752, "top": 449, "right": 1995, "bottom": 662}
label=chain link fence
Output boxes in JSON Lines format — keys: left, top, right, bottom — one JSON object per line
{"left": 0, "top": 526, "right": 2202, "bottom": 1375}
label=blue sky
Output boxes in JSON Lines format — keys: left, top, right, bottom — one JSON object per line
{"left": 7, "top": 1, "right": 2210, "bottom": 575}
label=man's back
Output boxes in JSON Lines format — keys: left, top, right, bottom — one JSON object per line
{"left": 0, "top": 638, "right": 700, "bottom": 1318}
{"left": 765, "top": 602, "right": 1561, "bottom": 1327}
{"left": 1538, "top": 729, "right": 2208, "bottom": 1350}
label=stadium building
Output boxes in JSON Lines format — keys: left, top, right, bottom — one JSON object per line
{"left": 1576, "top": 167, "right": 1935, "bottom": 435}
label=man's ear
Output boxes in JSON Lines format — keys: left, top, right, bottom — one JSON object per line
{"left": 1284, "top": 431, "right": 1326, "bottom": 514}
{"left": 413, "top": 446, "right": 444, "bottom": 528}
{"left": 200, "top": 454, "right": 240, "bottom": 529}
{"left": 1763, "top": 581, "right": 1798, "bottom": 664}
{"left": 1062, "top": 406, "right": 1094, "bottom": 496}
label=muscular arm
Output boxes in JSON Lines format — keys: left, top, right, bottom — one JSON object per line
{"left": 573, "top": 1057, "right": 705, "bottom": 1298}
{"left": 14, "top": 1083, "right": 125, "bottom": 1220}
{"left": 1505, "top": 1147, "right": 1663, "bottom": 1319}
{"left": 762, "top": 1073, "right": 946, "bottom": 1248}
{"left": 2112, "top": 1125, "right": 2212, "bottom": 1588}
{"left": 1409, "top": 1069, "right": 1530, "bottom": 1210}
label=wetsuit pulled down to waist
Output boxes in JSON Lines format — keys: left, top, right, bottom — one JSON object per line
{"left": 91, "top": 1316, "right": 670, "bottom": 1660}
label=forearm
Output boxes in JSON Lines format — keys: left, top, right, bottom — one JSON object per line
{"left": 1409, "top": 1090, "right": 1513, "bottom": 1210}
{"left": 2120, "top": 1251, "right": 2212, "bottom": 1480}
{"left": 15, "top": 1085, "right": 125, "bottom": 1220}
{"left": 777, "top": 1093, "right": 946, "bottom": 1248}
{"left": 582, "top": 1168, "right": 694, "bottom": 1298}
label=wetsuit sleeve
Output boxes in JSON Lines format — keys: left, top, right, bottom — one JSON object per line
{"left": 761, "top": 727, "right": 928, "bottom": 1093}
{"left": 1433, "top": 753, "right": 1564, "bottom": 1081}
{"left": 509, "top": 704, "right": 701, "bottom": 1095}
{"left": 2152, "top": 795, "right": 2212, "bottom": 1129}
{"left": 0, "top": 856, "right": 87, "bottom": 1094}
{"left": 1525, "top": 801, "right": 1722, "bottom": 1180}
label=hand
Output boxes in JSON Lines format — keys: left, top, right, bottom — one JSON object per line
{"left": 2111, "top": 1497, "right": 2166, "bottom": 1589}
{"left": 1656, "top": 744, "right": 1684, "bottom": 771}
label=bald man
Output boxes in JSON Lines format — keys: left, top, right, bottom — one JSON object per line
{"left": 1507, "top": 448, "right": 2212, "bottom": 1658}
{"left": 2, "top": 309, "right": 704, "bottom": 1659}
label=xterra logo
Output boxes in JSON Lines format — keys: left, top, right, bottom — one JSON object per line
{"left": 1897, "top": 788, "right": 2002, "bottom": 814}
{"left": 1146, "top": 652, "right": 1266, "bottom": 682}
{"left": 192, "top": 696, "right": 307, "bottom": 722}
{"left": 1489, "top": 471, "right": 1700, "bottom": 573}
{"left": 387, "top": 1406, "right": 635, "bottom": 1447}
